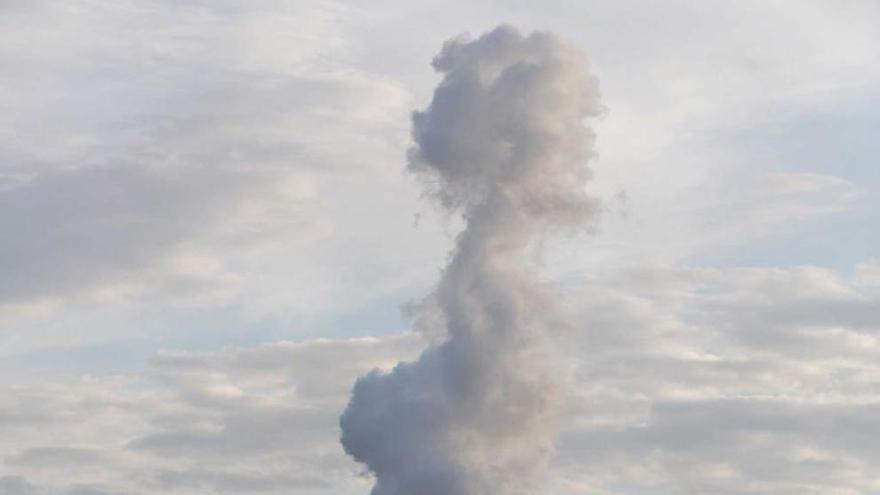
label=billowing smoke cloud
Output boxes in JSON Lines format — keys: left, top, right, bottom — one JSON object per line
{"left": 340, "top": 25, "right": 601, "bottom": 495}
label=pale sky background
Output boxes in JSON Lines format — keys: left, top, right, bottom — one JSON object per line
{"left": 1, "top": 1, "right": 879, "bottom": 494}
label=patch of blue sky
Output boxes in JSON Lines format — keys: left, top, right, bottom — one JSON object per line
{"left": 0, "top": 290, "right": 415, "bottom": 380}
{"left": 694, "top": 89, "right": 879, "bottom": 270}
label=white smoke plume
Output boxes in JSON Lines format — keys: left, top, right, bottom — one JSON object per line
{"left": 340, "top": 25, "right": 601, "bottom": 495}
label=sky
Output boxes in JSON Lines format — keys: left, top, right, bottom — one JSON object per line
{"left": 1, "top": 1, "right": 879, "bottom": 494}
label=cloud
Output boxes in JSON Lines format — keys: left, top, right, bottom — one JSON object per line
{"left": 2, "top": 263, "right": 880, "bottom": 493}
{"left": 0, "top": 164, "right": 266, "bottom": 305}
{"left": 1, "top": 0, "right": 872, "bottom": 350}
{"left": 339, "top": 25, "right": 602, "bottom": 495}
{"left": 549, "top": 264, "right": 880, "bottom": 494}
{"left": 6, "top": 447, "right": 103, "bottom": 469}
{"left": 0, "top": 335, "right": 423, "bottom": 495}
{"left": 0, "top": 476, "right": 39, "bottom": 495}
{"left": 0, "top": 0, "right": 418, "bottom": 315}
{"left": 2, "top": 2, "right": 878, "bottom": 494}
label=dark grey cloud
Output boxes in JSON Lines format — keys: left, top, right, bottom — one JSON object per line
{"left": 6, "top": 447, "right": 103, "bottom": 468}
{"left": 0, "top": 164, "right": 275, "bottom": 304}
{"left": 0, "top": 476, "right": 39, "bottom": 495}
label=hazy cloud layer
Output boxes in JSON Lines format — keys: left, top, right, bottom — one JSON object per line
{"left": 0, "top": 0, "right": 421, "bottom": 315}
{"left": 2, "top": 0, "right": 874, "bottom": 343}
{"left": 3, "top": 264, "right": 880, "bottom": 493}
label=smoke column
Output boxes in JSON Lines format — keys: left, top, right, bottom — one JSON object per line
{"left": 340, "top": 25, "right": 601, "bottom": 495}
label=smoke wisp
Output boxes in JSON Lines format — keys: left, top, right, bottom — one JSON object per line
{"left": 340, "top": 25, "right": 601, "bottom": 495}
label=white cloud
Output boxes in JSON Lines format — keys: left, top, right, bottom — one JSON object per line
{"left": 3, "top": 264, "right": 880, "bottom": 493}
{"left": 0, "top": 335, "right": 423, "bottom": 495}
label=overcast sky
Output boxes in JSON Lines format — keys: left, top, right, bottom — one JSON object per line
{"left": 1, "top": 1, "right": 879, "bottom": 494}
